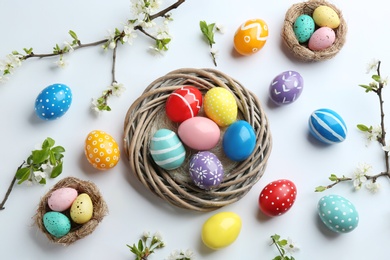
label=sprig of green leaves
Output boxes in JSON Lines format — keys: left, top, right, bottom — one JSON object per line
{"left": 200, "top": 20, "right": 218, "bottom": 66}
{"left": 127, "top": 232, "right": 165, "bottom": 260}
{"left": 270, "top": 234, "right": 298, "bottom": 260}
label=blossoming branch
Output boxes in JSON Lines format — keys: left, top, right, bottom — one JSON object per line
{"left": 0, "top": 0, "right": 185, "bottom": 112}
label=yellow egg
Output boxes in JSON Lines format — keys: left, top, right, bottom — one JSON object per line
{"left": 201, "top": 212, "right": 242, "bottom": 250}
{"left": 204, "top": 87, "right": 237, "bottom": 127}
{"left": 312, "top": 5, "right": 340, "bottom": 29}
{"left": 233, "top": 19, "right": 269, "bottom": 56}
{"left": 70, "top": 193, "right": 93, "bottom": 224}
{"left": 85, "top": 130, "right": 120, "bottom": 170}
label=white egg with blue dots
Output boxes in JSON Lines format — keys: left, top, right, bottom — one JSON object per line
{"left": 309, "top": 108, "right": 347, "bottom": 144}
{"left": 34, "top": 83, "right": 72, "bottom": 120}
{"left": 317, "top": 194, "right": 359, "bottom": 233}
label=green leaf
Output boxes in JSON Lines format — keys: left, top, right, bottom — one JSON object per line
{"left": 51, "top": 146, "right": 65, "bottom": 154}
{"left": 329, "top": 174, "right": 338, "bottom": 181}
{"left": 23, "top": 48, "right": 33, "bottom": 54}
{"left": 49, "top": 151, "right": 56, "bottom": 165}
{"left": 69, "top": 30, "right": 78, "bottom": 40}
{"left": 138, "top": 239, "right": 144, "bottom": 252}
{"left": 273, "top": 256, "right": 282, "bottom": 260}
{"left": 42, "top": 137, "right": 55, "bottom": 149}
{"left": 50, "top": 162, "right": 63, "bottom": 178}
{"left": 278, "top": 239, "right": 288, "bottom": 247}
{"left": 372, "top": 74, "right": 381, "bottom": 82}
{"left": 315, "top": 186, "right": 327, "bottom": 192}
{"left": 16, "top": 168, "right": 31, "bottom": 184}
{"left": 39, "top": 178, "right": 46, "bottom": 185}
{"left": 15, "top": 167, "right": 30, "bottom": 180}
{"left": 357, "top": 124, "right": 371, "bottom": 132}
{"left": 32, "top": 148, "right": 50, "bottom": 164}
{"left": 200, "top": 20, "right": 215, "bottom": 46}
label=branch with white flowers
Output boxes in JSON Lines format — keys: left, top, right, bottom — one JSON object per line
{"left": 0, "top": 0, "right": 185, "bottom": 112}
{"left": 316, "top": 60, "right": 390, "bottom": 193}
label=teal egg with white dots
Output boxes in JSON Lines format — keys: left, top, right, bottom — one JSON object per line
{"left": 309, "top": 108, "right": 347, "bottom": 144}
{"left": 43, "top": 211, "right": 71, "bottom": 238}
{"left": 317, "top": 194, "right": 359, "bottom": 233}
{"left": 150, "top": 129, "right": 186, "bottom": 170}
{"left": 35, "top": 83, "right": 72, "bottom": 120}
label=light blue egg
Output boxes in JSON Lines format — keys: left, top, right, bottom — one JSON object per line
{"left": 317, "top": 194, "right": 359, "bottom": 233}
{"left": 309, "top": 108, "right": 347, "bottom": 144}
{"left": 43, "top": 211, "right": 71, "bottom": 238}
{"left": 35, "top": 83, "right": 72, "bottom": 120}
{"left": 293, "top": 14, "right": 315, "bottom": 43}
{"left": 222, "top": 120, "right": 256, "bottom": 161}
{"left": 150, "top": 129, "right": 186, "bottom": 170}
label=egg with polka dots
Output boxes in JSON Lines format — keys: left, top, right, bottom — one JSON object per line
{"left": 258, "top": 179, "right": 297, "bottom": 217}
{"left": 35, "top": 83, "right": 72, "bottom": 120}
{"left": 318, "top": 194, "right": 359, "bottom": 233}
{"left": 204, "top": 87, "right": 237, "bottom": 127}
{"left": 85, "top": 130, "right": 120, "bottom": 170}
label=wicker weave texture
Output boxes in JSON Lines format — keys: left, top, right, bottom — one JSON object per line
{"left": 282, "top": 0, "right": 347, "bottom": 61}
{"left": 123, "top": 68, "right": 272, "bottom": 212}
{"left": 34, "top": 177, "right": 108, "bottom": 245}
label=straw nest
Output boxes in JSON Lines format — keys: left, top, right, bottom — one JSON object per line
{"left": 123, "top": 68, "right": 272, "bottom": 212}
{"left": 34, "top": 177, "right": 108, "bottom": 245}
{"left": 282, "top": 0, "right": 347, "bottom": 61}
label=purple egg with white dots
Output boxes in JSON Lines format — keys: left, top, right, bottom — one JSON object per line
{"left": 269, "top": 70, "right": 303, "bottom": 105}
{"left": 189, "top": 151, "right": 224, "bottom": 190}
{"left": 35, "top": 83, "right": 72, "bottom": 120}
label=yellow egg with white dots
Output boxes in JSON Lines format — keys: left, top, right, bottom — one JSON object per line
{"left": 204, "top": 87, "right": 237, "bottom": 127}
{"left": 85, "top": 130, "right": 120, "bottom": 170}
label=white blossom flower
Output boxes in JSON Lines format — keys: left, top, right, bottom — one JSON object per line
{"left": 366, "top": 181, "right": 381, "bottom": 193}
{"left": 153, "top": 231, "right": 163, "bottom": 241}
{"left": 183, "top": 249, "right": 194, "bottom": 259}
{"left": 33, "top": 171, "right": 46, "bottom": 183}
{"left": 365, "top": 125, "right": 382, "bottom": 142}
{"left": 122, "top": 24, "right": 138, "bottom": 45}
{"left": 285, "top": 237, "right": 299, "bottom": 254}
{"left": 109, "top": 82, "right": 126, "bottom": 97}
{"left": 109, "top": 41, "right": 117, "bottom": 49}
{"left": 0, "top": 75, "right": 9, "bottom": 83}
{"left": 366, "top": 58, "right": 379, "bottom": 74}
{"left": 55, "top": 58, "right": 68, "bottom": 68}
{"left": 41, "top": 164, "right": 53, "bottom": 175}
{"left": 166, "top": 250, "right": 181, "bottom": 260}
{"left": 90, "top": 98, "right": 102, "bottom": 114}
{"left": 381, "top": 76, "right": 389, "bottom": 86}
{"left": 352, "top": 163, "right": 371, "bottom": 190}
{"left": 63, "top": 41, "right": 75, "bottom": 52}
{"left": 215, "top": 23, "right": 226, "bottom": 34}
{"left": 143, "top": 231, "right": 151, "bottom": 239}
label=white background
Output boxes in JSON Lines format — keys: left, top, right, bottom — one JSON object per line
{"left": 1, "top": 0, "right": 389, "bottom": 259}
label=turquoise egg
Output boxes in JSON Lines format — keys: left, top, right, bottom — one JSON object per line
{"left": 43, "top": 211, "right": 71, "bottom": 238}
{"left": 317, "top": 195, "right": 359, "bottom": 233}
{"left": 309, "top": 108, "right": 347, "bottom": 144}
{"left": 150, "top": 129, "right": 186, "bottom": 170}
{"left": 293, "top": 14, "right": 315, "bottom": 43}
{"left": 222, "top": 120, "right": 256, "bottom": 161}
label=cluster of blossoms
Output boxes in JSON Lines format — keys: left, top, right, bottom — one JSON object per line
{"left": 166, "top": 249, "right": 195, "bottom": 260}
{"left": 0, "top": 53, "right": 23, "bottom": 83}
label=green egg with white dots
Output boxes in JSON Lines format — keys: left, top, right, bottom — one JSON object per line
{"left": 43, "top": 211, "right": 71, "bottom": 238}
{"left": 317, "top": 194, "right": 359, "bottom": 233}
{"left": 293, "top": 14, "right": 315, "bottom": 43}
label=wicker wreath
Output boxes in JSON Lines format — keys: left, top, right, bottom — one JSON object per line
{"left": 282, "top": 0, "right": 347, "bottom": 61}
{"left": 34, "top": 177, "right": 108, "bottom": 245}
{"left": 123, "top": 68, "right": 272, "bottom": 212}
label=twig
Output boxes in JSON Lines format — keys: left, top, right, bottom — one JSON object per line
{"left": 0, "top": 162, "right": 25, "bottom": 210}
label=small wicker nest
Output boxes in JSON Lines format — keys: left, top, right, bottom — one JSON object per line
{"left": 282, "top": 0, "right": 347, "bottom": 61}
{"left": 34, "top": 177, "right": 108, "bottom": 245}
{"left": 123, "top": 68, "right": 272, "bottom": 212}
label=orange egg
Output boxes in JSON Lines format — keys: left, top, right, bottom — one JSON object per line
{"left": 85, "top": 130, "right": 120, "bottom": 170}
{"left": 233, "top": 19, "right": 269, "bottom": 56}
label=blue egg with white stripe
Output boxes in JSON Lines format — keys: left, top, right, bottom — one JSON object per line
{"left": 150, "top": 129, "right": 186, "bottom": 170}
{"left": 309, "top": 108, "right": 347, "bottom": 144}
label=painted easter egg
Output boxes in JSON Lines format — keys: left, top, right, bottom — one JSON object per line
{"left": 222, "top": 120, "right": 256, "bottom": 161}
{"left": 70, "top": 193, "right": 94, "bottom": 224}
{"left": 269, "top": 71, "right": 304, "bottom": 105}
{"left": 150, "top": 129, "right": 186, "bottom": 170}
{"left": 308, "top": 27, "right": 336, "bottom": 51}
{"left": 202, "top": 212, "right": 242, "bottom": 250}
{"left": 43, "top": 211, "right": 71, "bottom": 238}
{"left": 85, "top": 130, "right": 120, "bottom": 170}
{"left": 309, "top": 108, "right": 347, "bottom": 144}
{"left": 165, "top": 86, "right": 203, "bottom": 123}
{"left": 318, "top": 194, "right": 359, "bottom": 233}
{"left": 178, "top": 117, "right": 220, "bottom": 150}
{"left": 313, "top": 5, "right": 341, "bottom": 29}
{"left": 34, "top": 83, "right": 72, "bottom": 120}
{"left": 258, "top": 179, "right": 297, "bottom": 217}
{"left": 189, "top": 151, "right": 224, "bottom": 190}
{"left": 204, "top": 87, "right": 237, "bottom": 127}
{"left": 293, "top": 14, "right": 315, "bottom": 43}
{"left": 233, "top": 19, "right": 269, "bottom": 56}
{"left": 47, "top": 187, "right": 78, "bottom": 212}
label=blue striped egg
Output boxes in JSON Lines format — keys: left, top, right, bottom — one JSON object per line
{"left": 318, "top": 194, "right": 359, "bottom": 233}
{"left": 150, "top": 129, "right": 186, "bottom": 170}
{"left": 309, "top": 108, "right": 347, "bottom": 144}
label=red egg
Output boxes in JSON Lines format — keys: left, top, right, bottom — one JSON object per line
{"left": 165, "top": 86, "right": 203, "bottom": 123}
{"left": 258, "top": 179, "right": 297, "bottom": 217}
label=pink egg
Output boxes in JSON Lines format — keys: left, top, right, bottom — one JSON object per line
{"left": 48, "top": 187, "right": 78, "bottom": 212}
{"left": 308, "top": 27, "right": 336, "bottom": 51}
{"left": 178, "top": 116, "right": 220, "bottom": 150}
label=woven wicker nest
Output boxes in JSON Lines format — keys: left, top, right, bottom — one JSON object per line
{"left": 34, "top": 177, "right": 108, "bottom": 245}
{"left": 123, "top": 68, "right": 272, "bottom": 212}
{"left": 282, "top": 0, "right": 347, "bottom": 61}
